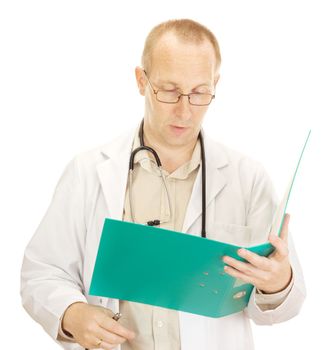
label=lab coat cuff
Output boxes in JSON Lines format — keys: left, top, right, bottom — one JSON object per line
{"left": 57, "top": 300, "right": 88, "bottom": 342}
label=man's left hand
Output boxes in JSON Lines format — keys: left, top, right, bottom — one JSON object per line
{"left": 222, "top": 214, "right": 292, "bottom": 294}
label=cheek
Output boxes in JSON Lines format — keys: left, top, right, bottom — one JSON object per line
{"left": 146, "top": 100, "right": 170, "bottom": 126}
{"left": 146, "top": 96, "right": 165, "bottom": 121}
{"left": 152, "top": 102, "right": 173, "bottom": 120}
{"left": 194, "top": 107, "right": 208, "bottom": 123}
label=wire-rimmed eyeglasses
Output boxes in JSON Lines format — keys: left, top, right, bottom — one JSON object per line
{"left": 143, "top": 70, "right": 215, "bottom": 106}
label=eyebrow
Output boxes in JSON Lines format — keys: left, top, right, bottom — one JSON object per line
{"left": 156, "top": 80, "right": 211, "bottom": 90}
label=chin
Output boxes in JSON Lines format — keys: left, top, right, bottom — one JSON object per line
{"left": 165, "top": 130, "right": 197, "bottom": 147}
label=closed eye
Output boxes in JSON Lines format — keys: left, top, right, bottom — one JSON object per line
{"left": 193, "top": 88, "right": 211, "bottom": 94}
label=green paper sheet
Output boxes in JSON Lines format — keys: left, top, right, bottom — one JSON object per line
{"left": 89, "top": 130, "right": 310, "bottom": 318}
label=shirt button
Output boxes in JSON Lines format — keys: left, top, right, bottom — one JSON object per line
{"left": 157, "top": 321, "right": 164, "bottom": 328}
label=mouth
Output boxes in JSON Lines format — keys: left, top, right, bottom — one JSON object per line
{"left": 169, "top": 125, "right": 189, "bottom": 135}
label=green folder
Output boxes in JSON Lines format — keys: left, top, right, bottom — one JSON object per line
{"left": 89, "top": 131, "right": 310, "bottom": 318}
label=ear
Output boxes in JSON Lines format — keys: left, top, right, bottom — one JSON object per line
{"left": 135, "top": 66, "right": 147, "bottom": 96}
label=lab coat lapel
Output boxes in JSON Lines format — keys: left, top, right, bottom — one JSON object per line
{"left": 96, "top": 129, "right": 135, "bottom": 220}
{"left": 179, "top": 136, "right": 229, "bottom": 350}
{"left": 182, "top": 136, "right": 229, "bottom": 234}
{"left": 90, "top": 130, "right": 136, "bottom": 350}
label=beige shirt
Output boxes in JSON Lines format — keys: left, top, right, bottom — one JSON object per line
{"left": 120, "top": 130, "right": 201, "bottom": 350}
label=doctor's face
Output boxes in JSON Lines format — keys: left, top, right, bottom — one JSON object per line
{"left": 136, "top": 32, "right": 219, "bottom": 148}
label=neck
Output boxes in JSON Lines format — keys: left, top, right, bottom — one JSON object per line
{"left": 142, "top": 124, "right": 198, "bottom": 174}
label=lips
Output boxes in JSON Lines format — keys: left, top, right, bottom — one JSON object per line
{"left": 169, "top": 125, "right": 189, "bottom": 135}
{"left": 171, "top": 125, "right": 188, "bottom": 129}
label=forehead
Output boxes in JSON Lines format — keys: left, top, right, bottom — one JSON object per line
{"left": 149, "top": 32, "right": 217, "bottom": 86}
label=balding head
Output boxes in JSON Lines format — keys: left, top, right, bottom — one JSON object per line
{"left": 141, "top": 19, "right": 221, "bottom": 75}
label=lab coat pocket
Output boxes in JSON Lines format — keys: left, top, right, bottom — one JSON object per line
{"left": 209, "top": 222, "right": 252, "bottom": 247}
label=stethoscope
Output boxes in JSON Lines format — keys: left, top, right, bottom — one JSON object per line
{"left": 128, "top": 120, "right": 207, "bottom": 238}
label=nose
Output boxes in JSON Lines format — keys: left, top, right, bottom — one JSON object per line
{"left": 175, "top": 94, "right": 192, "bottom": 121}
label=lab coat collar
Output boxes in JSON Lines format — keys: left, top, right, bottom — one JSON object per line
{"left": 97, "top": 128, "right": 137, "bottom": 220}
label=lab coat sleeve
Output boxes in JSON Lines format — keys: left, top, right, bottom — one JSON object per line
{"left": 20, "top": 157, "right": 88, "bottom": 342}
{"left": 244, "top": 164, "right": 306, "bottom": 325}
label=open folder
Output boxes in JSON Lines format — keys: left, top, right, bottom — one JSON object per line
{"left": 89, "top": 131, "right": 311, "bottom": 318}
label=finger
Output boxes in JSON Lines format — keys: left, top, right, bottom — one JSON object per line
{"left": 223, "top": 265, "right": 255, "bottom": 285}
{"left": 279, "top": 213, "right": 290, "bottom": 242}
{"left": 223, "top": 256, "right": 258, "bottom": 276}
{"left": 100, "top": 340, "right": 118, "bottom": 350}
{"left": 96, "top": 327, "right": 127, "bottom": 346}
{"left": 237, "top": 249, "right": 272, "bottom": 271}
{"left": 98, "top": 316, "right": 136, "bottom": 341}
{"left": 268, "top": 234, "right": 289, "bottom": 261}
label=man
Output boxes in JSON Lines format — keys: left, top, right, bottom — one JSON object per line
{"left": 21, "top": 19, "right": 306, "bottom": 350}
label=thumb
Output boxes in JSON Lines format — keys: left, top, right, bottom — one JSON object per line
{"left": 279, "top": 213, "right": 290, "bottom": 242}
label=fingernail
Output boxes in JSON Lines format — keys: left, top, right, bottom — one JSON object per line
{"left": 223, "top": 256, "right": 230, "bottom": 263}
{"left": 238, "top": 249, "right": 245, "bottom": 256}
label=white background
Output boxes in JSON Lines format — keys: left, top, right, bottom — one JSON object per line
{"left": 1, "top": 0, "right": 334, "bottom": 348}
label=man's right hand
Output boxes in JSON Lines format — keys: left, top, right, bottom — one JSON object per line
{"left": 62, "top": 302, "right": 136, "bottom": 349}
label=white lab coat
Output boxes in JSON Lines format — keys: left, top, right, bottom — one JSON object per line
{"left": 21, "top": 128, "right": 306, "bottom": 350}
